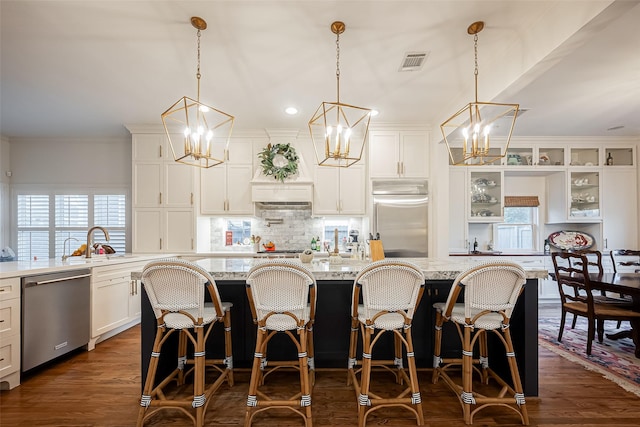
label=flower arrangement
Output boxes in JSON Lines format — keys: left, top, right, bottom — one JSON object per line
{"left": 258, "top": 143, "right": 299, "bottom": 182}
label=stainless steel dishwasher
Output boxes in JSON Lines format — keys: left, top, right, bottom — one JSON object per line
{"left": 21, "top": 269, "right": 91, "bottom": 372}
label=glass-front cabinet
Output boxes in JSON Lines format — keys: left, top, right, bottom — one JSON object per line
{"left": 469, "top": 170, "right": 503, "bottom": 221}
{"left": 570, "top": 147, "right": 599, "bottom": 167}
{"left": 503, "top": 144, "right": 565, "bottom": 167}
{"left": 569, "top": 170, "right": 600, "bottom": 219}
{"left": 604, "top": 147, "right": 635, "bottom": 166}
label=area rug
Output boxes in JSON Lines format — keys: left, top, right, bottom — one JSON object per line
{"left": 538, "top": 316, "right": 640, "bottom": 397}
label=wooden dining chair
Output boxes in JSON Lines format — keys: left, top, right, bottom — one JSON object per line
{"left": 610, "top": 249, "right": 640, "bottom": 273}
{"left": 551, "top": 252, "right": 640, "bottom": 355}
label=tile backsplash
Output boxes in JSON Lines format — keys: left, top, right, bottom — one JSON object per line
{"left": 205, "top": 205, "right": 365, "bottom": 252}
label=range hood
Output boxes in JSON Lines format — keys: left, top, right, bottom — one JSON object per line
{"left": 251, "top": 154, "right": 313, "bottom": 205}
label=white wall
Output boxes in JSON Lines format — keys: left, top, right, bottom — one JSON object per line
{"left": 0, "top": 137, "right": 11, "bottom": 249}
{"left": 9, "top": 137, "right": 130, "bottom": 185}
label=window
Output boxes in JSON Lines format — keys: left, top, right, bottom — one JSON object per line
{"left": 16, "top": 192, "right": 127, "bottom": 261}
{"left": 494, "top": 206, "right": 537, "bottom": 252}
{"left": 226, "top": 219, "right": 252, "bottom": 245}
{"left": 323, "top": 219, "right": 349, "bottom": 252}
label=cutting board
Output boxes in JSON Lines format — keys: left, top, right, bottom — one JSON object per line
{"left": 370, "top": 240, "right": 385, "bottom": 262}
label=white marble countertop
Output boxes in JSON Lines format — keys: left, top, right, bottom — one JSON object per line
{"left": 0, "top": 253, "right": 175, "bottom": 279}
{"left": 132, "top": 257, "right": 549, "bottom": 282}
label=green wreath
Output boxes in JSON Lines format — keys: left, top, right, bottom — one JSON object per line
{"left": 258, "top": 143, "right": 299, "bottom": 182}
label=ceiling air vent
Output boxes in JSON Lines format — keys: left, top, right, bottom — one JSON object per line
{"left": 504, "top": 108, "right": 529, "bottom": 117}
{"left": 399, "top": 52, "right": 429, "bottom": 72}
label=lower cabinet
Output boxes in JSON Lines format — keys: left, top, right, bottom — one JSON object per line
{"left": 90, "top": 261, "right": 148, "bottom": 350}
{"left": 0, "top": 277, "right": 21, "bottom": 390}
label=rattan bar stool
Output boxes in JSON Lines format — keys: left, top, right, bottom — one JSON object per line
{"left": 347, "top": 260, "right": 425, "bottom": 427}
{"left": 137, "top": 259, "right": 234, "bottom": 427}
{"left": 432, "top": 261, "right": 528, "bottom": 425}
{"left": 244, "top": 260, "right": 317, "bottom": 427}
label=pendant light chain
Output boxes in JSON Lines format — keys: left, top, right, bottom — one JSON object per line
{"left": 335, "top": 31, "right": 341, "bottom": 103}
{"left": 473, "top": 32, "right": 479, "bottom": 103}
{"left": 196, "top": 28, "right": 202, "bottom": 102}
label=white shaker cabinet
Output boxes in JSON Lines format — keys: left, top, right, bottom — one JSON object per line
{"left": 602, "top": 167, "right": 638, "bottom": 250}
{"left": 369, "top": 130, "right": 429, "bottom": 178}
{"left": 200, "top": 139, "right": 254, "bottom": 215}
{"left": 448, "top": 168, "right": 468, "bottom": 253}
{"left": 313, "top": 165, "right": 366, "bottom": 215}
{"left": 90, "top": 261, "right": 148, "bottom": 350}
{"left": 132, "top": 133, "right": 196, "bottom": 253}
{"left": 0, "top": 277, "right": 21, "bottom": 390}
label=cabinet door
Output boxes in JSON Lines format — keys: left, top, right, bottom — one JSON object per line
{"left": 164, "top": 209, "right": 195, "bottom": 252}
{"left": 164, "top": 163, "right": 194, "bottom": 207}
{"left": 92, "top": 275, "right": 130, "bottom": 337}
{"left": 469, "top": 170, "right": 503, "bottom": 221}
{"left": 133, "top": 163, "right": 162, "bottom": 207}
{"left": 448, "top": 168, "right": 468, "bottom": 252}
{"left": 313, "top": 167, "right": 339, "bottom": 214}
{"left": 132, "top": 134, "right": 165, "bottom": 162}
{"left": 132, "top": 209, "right": 162, "bottom": 252}
{"left": 400, "top": 132, "right": 428, "bottom": 177}
{"left": 200, "top": 166, "right": 227, "bottom": 214}
{"left": 369, "top": 132, "right": 400, "bottom": 178}
{"left": 568, "top": 170, "right": 600, "bottom": 220}
{"left": 602, "top": 168, "right": 637, "bottom": 249}
{"left": 339, "top": 166, "right": 366, "bottom": 215}
{"left": 226, "top": 164, "right": 254, "bottom": 214}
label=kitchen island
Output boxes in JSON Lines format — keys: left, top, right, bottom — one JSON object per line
{"left": 136, "top": 257, "right": 548, "bottom": 396}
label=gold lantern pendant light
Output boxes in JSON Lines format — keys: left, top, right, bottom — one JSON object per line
{"left": 441, "top": 21, "right": 519, "bottom": 166}
{"left": 309, "top": 21, "right": 372, "bottom": 168}
{"left": 161, "top": 16, "right": 235, "bottom": 168}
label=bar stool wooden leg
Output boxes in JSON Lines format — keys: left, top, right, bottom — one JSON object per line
{"left": 223, "top": 310, "right": 234, "bottom": 387}
{"left": 357, "top": 325, "right": 374, "bottom": 427}
{"left": 461, "top": 325, "right": 475, "bottom": 425}
{"left": 403, "top": 327, "right": 424, "bottom": 425}
{"left": 347, "top": 319, "right": 360, "bottom": 386}
{"left": 137, "top": 325, "right": 165, "bottom": 427}
{"left": 245, "top": 327, "right": 267, "bottom": 427}
{"left": 504, "top": 328, "right": 529, "bottom": 425}
{"left": 432, "top": 311, "right": 444, "bottom": 384}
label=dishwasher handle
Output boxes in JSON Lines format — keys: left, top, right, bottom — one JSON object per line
{"left": 24, "top": 273, "right": 92, "bottom": 288}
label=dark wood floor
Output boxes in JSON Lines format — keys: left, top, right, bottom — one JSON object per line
{"left": 1, "top": 324, "right": 640, "bottom": 427}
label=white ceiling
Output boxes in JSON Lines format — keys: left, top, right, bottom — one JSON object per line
{"left": 1, "top": 0, "right": 639, "bottom": 140}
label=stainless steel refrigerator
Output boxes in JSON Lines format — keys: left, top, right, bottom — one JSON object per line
{"left": 372, "top": 179, "right": 428, "bottom": 257}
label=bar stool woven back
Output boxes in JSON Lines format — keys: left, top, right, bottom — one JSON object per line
{"left": 244, "top": 260, "right": 317, "bottom": 427}
{"left": 432, "top": 261, "right": 528, "bottom": 425}
{"left": 347, "top": 259, "right": 425, "bottom": 427}
{"left": 137, "top": 258, "right": 234, "bottom": 427}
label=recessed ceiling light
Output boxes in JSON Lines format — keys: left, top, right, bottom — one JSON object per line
{"left": 285, "top": 107, "right": 298, "bottom": 115}
{"left": 369, "top": 110, "right": 379, "bottom": 117}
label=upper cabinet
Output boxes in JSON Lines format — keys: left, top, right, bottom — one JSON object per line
{"left": 369, "top": 130, "right": 429, "bottom": 178}
{"left": 200, "top": 138, "right": 254, "bottom": 215}
{"left": 313, "top": 165, "right": 366, "bottom": 215}
{"left": 502, "top": 143, "right": 565, "bottom": 167}
{"left": 569, "top": 147, "right": 599, "bottom": 167}
{"left": 132, "top": 134, "right": 195, "bottom": 208}
{"left": 604, "top": 147, "right": 635, "bottom": 167}
{"left": 132, "top": 133, "right": 196, "bottom": 253}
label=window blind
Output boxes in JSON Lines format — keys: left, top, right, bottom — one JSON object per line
{"left": 504, "top": 196, "right": 540, "bottom": 207}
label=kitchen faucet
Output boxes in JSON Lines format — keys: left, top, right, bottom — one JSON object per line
{"left": 86, "top": 226, "right": 110, "bottom": 258}
{"left": 61, "top": 237, "right": 79, "bottom": 261}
